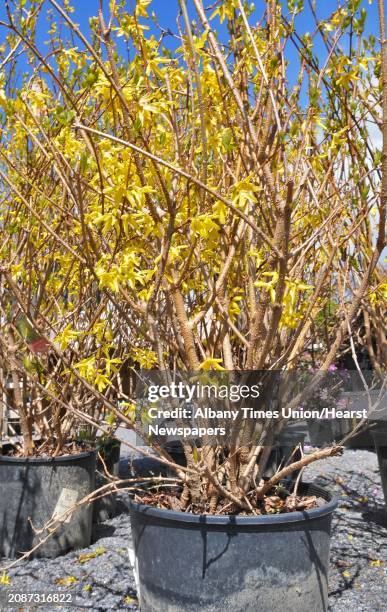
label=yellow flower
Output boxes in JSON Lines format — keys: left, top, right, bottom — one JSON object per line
{"left": 198, "top": 358, "right": 225, "bottom": 371}
{"left": 0, "top": 572, "right": 11, "bottom": 585}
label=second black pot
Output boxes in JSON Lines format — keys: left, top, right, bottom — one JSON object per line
{"left": 372, "top": 423, "right": 387, "bottom": 507}
{"left": 93, "top": 439, "right": 121, "bottom": 523}
{"left": 0, "top": 449, "right": 96, "bottom": 558}
{"left": 307, "top": 417, "right": 352, "bottom": 447}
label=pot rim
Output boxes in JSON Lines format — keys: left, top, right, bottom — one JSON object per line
{"left": 0, "top": 448, "right": 96, "bottom": 464}
{"left": 129, "top": 482, "right": 338, "bottom": 526}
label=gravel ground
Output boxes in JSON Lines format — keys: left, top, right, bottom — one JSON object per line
{"left": 0, "top": 449, "right": 386, "bottom": 611}
{"left": 0, "top": 497, "right": 137, "bottom": 611}
{"left": 305, "top": 450, "right": 387, "bottom": 611}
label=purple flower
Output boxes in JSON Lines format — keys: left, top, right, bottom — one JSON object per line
{"left": 328, "top": 364, "right": 338, "bottom": 372}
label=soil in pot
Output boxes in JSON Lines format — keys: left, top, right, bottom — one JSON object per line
{"left": 0, "top": 446, "right": 96, "bottom": 558}
{"left": 93, "top": 438, "right": 121, "bottom": 523}
{"left": 129, "top": 482, "right": 337, "bottom": 612}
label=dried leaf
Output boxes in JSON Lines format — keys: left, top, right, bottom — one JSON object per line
{"left": 285, "top": 495, "right": 317, "bottom": 512}
{"left": 294, "top": 495, "right": 317, "bottom": 510}
{"left": 264, "top": 496, "right": 285, "bottom": 513}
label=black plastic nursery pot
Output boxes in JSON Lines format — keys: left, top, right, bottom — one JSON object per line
{"left": 264, "top": 422, "right": 306, "bottom": 483}
{"left": 307, "top": 417, "right": 352, "bottom": 447}
{"left": 129, "top": 482, "right": 338, "bottom": 612}
{"left": 371, "top": 424, "right": 387, "bottom": 507}
{"left": 345, "top": 425, "right": 374, "bottom": 449}
{"left": 342, "top": 391, "right": 385, "bottom": 449}
{"left": 162, "top": 440, "right": 188, "bottom": 468}
{"left": 93, "top": 439, "right": 121, "bottom": 523}
{"left": 0, "top": 449, "right": 96, "bottom": 558}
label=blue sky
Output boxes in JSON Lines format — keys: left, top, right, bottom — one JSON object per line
{"left": 0, "top": 0, "right": 382, "bottom": 93}
{"left": 0, "top": 1, "right": 381, "bottom": 50}
{"left": 46, "top": 1, "right": 382, "bottom": 93}
{"left": 55, "top": 0, "right": 380, "bottom": 40}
